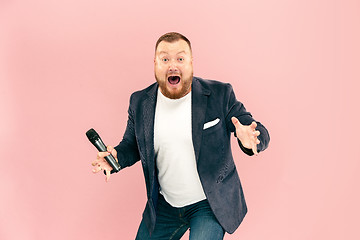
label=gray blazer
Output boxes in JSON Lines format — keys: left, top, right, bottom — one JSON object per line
{"left": 114, "top": 77, "right": 270, "bottom": 235}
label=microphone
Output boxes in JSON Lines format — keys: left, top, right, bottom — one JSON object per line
{"left": 86, "top": 128, "right": 121, "bottom": 173}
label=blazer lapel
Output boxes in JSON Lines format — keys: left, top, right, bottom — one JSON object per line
{"left": 142, "top": 84, "right": 158, "bottom": 174}
{"left": 191, "top": 78, "right": 211, "bottom": 163}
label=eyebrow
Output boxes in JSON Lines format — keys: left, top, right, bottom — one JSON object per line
{"left": 159, "top": 51, "right": 186, "bottom": 55}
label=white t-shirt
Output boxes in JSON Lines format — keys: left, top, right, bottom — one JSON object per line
{"left": 154, "top": 89, "right": 207, "bottom": 207}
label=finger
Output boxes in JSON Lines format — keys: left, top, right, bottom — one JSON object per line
{"left": 105, "top": 169, "right": 111, "bottom": 182}
{"left": 250, "top": 121, "right": 257, "bottom": 130}
{"left": 253, "top": 130, "right": 260, "bottom": 137}
{"left": 231, "top": 117, "right": 242, "bottom": 129}
{"left": 91, "top": 160, "right": 98, "bottom": 166}
{"left": 106, "top": 146, "right": 118, "bottom": 162}
{"left": 97, "top": 151, "right": 110, "bottom": 158}
{"left": 107, "top": 145, "right": 114, "bottom": 153}
{"left": 110, "top": 148, "right": 118, "bottom": 160}
{"left": 252, "top": 143, "right": 258, "bottom": 156}
{"left": 92, "top": 166, "right": 102, "bottom": 173}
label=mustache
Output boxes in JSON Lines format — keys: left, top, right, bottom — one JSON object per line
{"left": 167, "top": 69, "right": 181, "bottom": 75}
{"left": 167, "top": 73, "right": 181, "bottom": 79}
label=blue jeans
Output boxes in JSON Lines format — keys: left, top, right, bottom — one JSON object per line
{"left": 135, "top": 194, "right": 225, "bottom": 240}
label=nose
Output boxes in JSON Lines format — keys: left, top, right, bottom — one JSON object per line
{"left": 168, "top": 60, "right": 179, "bottom": 73}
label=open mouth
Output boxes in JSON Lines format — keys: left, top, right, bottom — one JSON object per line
{"left": 168, "top": 76, "right": 180, "bottom": 85}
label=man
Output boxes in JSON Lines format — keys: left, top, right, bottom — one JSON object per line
{"left": 92, "top": 32, "right": 270, "bottom": 240}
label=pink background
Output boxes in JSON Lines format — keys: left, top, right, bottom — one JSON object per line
{"left": 1, "top": 0, "right": 359, "bottom": 239}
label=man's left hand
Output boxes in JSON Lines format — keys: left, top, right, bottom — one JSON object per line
{"left": 231, "top": 117, "right": 260, "bottom": 155}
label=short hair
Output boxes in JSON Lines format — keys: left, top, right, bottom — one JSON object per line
{"left": 155, "top": 32, "right": 192, "bottom": 52}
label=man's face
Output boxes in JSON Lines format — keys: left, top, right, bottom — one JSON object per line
{"left": 154, "top": 40, "right": 193, "bottom": 99}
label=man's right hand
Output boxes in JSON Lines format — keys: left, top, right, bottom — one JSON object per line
{"left": 91, "top": 145, "right": 118, "bottom": 182}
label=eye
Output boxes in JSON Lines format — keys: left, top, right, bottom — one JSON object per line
{"left": 178, "top": 58, "right": 184, "bottom": 62}
{"left": 162, "top": 58, "right": 169, "bottom": 62}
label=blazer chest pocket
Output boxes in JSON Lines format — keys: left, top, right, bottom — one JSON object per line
{"left": 203, "top": 118, "right": 221, "bottom": 133}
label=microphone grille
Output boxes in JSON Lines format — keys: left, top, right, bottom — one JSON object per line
{"left": 86, "top": 128, "right": 99, "bottom": 143}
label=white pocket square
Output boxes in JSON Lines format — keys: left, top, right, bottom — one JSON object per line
{"left": 203, "top": 118, "right": 220, "bottom": 130}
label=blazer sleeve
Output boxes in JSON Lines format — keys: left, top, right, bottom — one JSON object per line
{"left": 113, "top": 94, "right": 141, "bottom": 171}
{"left": 224, "top": 84, "right": 270, "bottom": 156}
